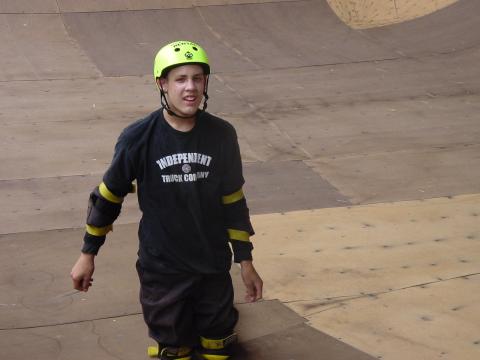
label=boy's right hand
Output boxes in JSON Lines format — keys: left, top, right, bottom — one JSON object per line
{"left": 70, "top": 253, "right": 95, "bottom": 292}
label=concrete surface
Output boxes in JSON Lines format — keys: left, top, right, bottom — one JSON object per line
{"left": 1, "top": 0, "right": 479, "bottom": 359}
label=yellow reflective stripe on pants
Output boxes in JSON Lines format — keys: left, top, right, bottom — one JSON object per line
{"left": 200, "top": 337, "right": 224, "bottom": 350}
{"left": 86, "top": 224, "right": 112, "bottom": 236}
{"left": 221, "top": 188, "right": 244, "bottom": 204}
{"left": 227, "top": 229, "right": 250, "bottom": 242}
{"left": 200, "top": 334, "right": 236, "bottom": 350}
{"left": 99, "top": 182, "right": 123, "bottom": 204}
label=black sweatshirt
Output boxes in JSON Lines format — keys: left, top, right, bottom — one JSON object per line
{"left": 85, "top": 109, "right": 254, "bottom": 274}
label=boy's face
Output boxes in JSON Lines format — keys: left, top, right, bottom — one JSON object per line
{"left": 158, "top": 64, "right": 207, "bottom": 118}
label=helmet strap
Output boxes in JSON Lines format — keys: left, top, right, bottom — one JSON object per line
{"left": 202, "top": 75, "right": 210, "bottom": 111}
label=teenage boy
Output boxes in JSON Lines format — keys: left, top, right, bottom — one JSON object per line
{"left": 71, "top": 40, "right": 263, "bottom": 360}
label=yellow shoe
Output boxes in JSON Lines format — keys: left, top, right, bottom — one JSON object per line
{"left": 147, "top": 345, "right": 192, "bottom": 360}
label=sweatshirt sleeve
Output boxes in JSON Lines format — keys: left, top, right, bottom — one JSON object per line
{"left": 82, "top": 129, "right": 137, "bottom": 255}
{"left": 102, "top": 129, "right": 138, "bottom": 196}
{"left": 221, "top": 126, "right": 254, "bottom": 263}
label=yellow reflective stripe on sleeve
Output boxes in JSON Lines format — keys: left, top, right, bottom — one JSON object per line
{"left": 227, "top": 229, "right": 250, "bottom": 242}
{"left": 86, "top": 224, "right": 113, "bottom": 236}
{"left": 222, "top": 188, "right": 244, "bottom": 204}
{"left": 99, "top": 182, "right": 123, "bottom": 204}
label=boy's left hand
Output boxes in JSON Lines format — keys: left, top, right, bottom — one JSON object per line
{"left": 240, "top": 260, "right": 263, "bottom": 302}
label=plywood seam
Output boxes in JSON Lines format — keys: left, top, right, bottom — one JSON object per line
{"left": 195, "top": 7, "right": 261, "bottom": 70}
{"left": 0, "top": 1, "right": 307, "bottom": 15}
{"left": 309, "top": 142, "right": 480, "bottom": 162}
{"left": 282, "top": 272, "right": 480, "bottom": 317}
{"left": 1, "top": 44, "right": 476, "bottom": 83}
{"left": 0, "top": 312, "right": 142, "bottom": 332}
{"left": 251, "top": 193, "right": 480, "bottom": 217}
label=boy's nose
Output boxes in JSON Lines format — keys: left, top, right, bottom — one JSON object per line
{"left": 185, "top": 79, "right": 195, "bottom": 89}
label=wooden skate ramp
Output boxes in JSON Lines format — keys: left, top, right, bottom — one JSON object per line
{"left": 327, "top": 0, "right": 459, "bottom": 28}
{"left": 1, "top": 1, "right": 480, "bottom": 359}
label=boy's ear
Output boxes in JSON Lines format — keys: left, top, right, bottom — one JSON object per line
{"left": 156, "top": 77, "right": 167, "bottom": 90}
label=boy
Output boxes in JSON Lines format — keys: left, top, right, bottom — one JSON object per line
{"left": 71, "top": 40, "right": 263, "bottom": 360}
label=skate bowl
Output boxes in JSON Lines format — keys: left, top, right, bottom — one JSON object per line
{"left": 327, "top": 0, "right": 459, "bottom": 28}
{"left": 1, "top": 1, "right": 480, "bottom": 359}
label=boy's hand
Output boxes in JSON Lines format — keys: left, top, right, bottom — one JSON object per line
{"left": 240, "top": 260, "right": 263, "bottom": 302}
{"left": 70, "top": 253, "right": 95, "bottom": 292}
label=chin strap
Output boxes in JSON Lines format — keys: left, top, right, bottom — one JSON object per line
{"left": 158, "top": 76, "right": 209, "bottom": 119}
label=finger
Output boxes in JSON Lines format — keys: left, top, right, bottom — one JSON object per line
{"left": 245, "top": 281, "right": 254, "bottom": 293}
{"left": 74, "top": 280, "right": 87, "bottom": 292}
{"left": 72, "top": 279, "right": 82, "bottom": 291}
{"left": 248, "top": 281, "right": 261, "bottom": 302}
{"left": 82, "top": 277, "right": 92, "bottom": 291}
{"left": 245, "top": 293, "right": 255, "bottom": 303}
{"left": 255, "top": 281, "right": 263, "bottom": 300}
{"left": 245, "top": 284, "right": 255, "bottom": 302}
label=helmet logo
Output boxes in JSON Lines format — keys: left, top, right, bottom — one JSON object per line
{"left": 185, "top": 51, "right": 193, "bottom": 60}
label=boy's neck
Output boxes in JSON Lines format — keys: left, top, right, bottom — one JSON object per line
{"left": 163, "top": 109, "right": 196, "bottom": 132}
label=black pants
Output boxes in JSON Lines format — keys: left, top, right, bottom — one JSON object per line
{"left": 136, "top": 261, "right": 238, "bottom": 347}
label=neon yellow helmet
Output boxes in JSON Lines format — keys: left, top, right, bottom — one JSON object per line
{"left": 153, "top": 40, "right": 210, "bottom": 79}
